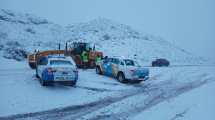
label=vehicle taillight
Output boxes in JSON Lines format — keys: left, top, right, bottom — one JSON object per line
{"left": 73, "top": 70, "right": 78, "bottom": 73}
{"left": 73, "top": 70, "right": 78, "bottom": 80}
{"left": 47, "top": 68, "right": 56, "bottom": 74}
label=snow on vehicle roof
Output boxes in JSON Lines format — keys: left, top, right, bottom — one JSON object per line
{"left": 47, "top": 55, "right": 75, "bottom": 63}
{"left": 111, "top": 56, "right": 133, "bottom": 60}
{"left": 48, "top": 57, "right": 76, "bottom": 66}
{"left": 48, "top": 56, "right": 72, "bottom": 61}
{"left": 111, "top": 56, "right": 125, "bottom": 59}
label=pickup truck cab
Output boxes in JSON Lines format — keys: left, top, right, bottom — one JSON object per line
{"left": 36, "top": 55, "right": 78, "bottom": 86}
{"left": 96, "top": 56, "right": 149, "bottom": 83}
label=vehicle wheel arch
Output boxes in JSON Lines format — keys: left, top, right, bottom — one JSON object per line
{"left": 117, "top": 71, "right": 126, "bottom": 81}
{"left": 117, "top": 71, "right": 124, "bottom": 76}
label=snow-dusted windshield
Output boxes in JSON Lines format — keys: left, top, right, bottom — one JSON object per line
{"left": 124, "top": 59, "right": 135, "bottom": 66}
{"left": 50, "top": 60, "right": 73, "bottom": 65}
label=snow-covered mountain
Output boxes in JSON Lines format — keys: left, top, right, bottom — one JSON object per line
{"left": 0, "top": 9, "right": 205, "bottom": 64}
{"left": 0, "top": 9, "right": 72, "bottom": 60}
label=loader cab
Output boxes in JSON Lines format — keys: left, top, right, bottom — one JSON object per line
{"left": 71, "top": 42, "right": 92, "bottom": 55}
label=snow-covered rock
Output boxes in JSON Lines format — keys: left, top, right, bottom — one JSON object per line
{"left": 0, "top": 9, "right": 206, "bottom": 64}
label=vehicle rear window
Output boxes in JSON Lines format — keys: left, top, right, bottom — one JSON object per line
{"left": 124, "top": 59, "right": 135, "bottom": 66}
{"left": 38, "top": 57, "right": 48, "bottom": 65}
{"left": 50, "top": 60, "right": 73, "bottom": 65}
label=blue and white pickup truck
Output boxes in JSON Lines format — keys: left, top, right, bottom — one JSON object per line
{"left": 96, "top": 56, "right": 149, "bottom": 83}
{"left": 36, "top": 55, "right": 78, "bottom": 86}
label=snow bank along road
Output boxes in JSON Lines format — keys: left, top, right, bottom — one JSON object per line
{"left": 0, "top": 59, "right": 214, "bottom": 120}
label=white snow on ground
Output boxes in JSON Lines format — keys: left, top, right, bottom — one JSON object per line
{"left": 75, "top": 66, "right": 215, "bottom": 120}
{"left": 0, "top": 56, "right": 133, "bottom": 117}
{"left": 132, "top": 81, "right": 215, "bottom": 120}
{"left": 0, "top": 55, "right": 215, "bottom": 119}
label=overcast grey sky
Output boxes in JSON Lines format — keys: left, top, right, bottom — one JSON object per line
{"left": 0, "top": 0, "right": 214, "bottom": 61}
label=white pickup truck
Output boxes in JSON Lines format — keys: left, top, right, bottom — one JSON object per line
{"left": 96, "top": 56, "right": 149, "bottom": 83}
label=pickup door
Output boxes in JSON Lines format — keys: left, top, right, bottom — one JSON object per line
{"left": 102, "top": 58, "right": 113, "bottom": 76}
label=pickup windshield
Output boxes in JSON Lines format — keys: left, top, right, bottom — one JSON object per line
{"left": 124, "top": 59, "right": 135, "bottom": 66}
{"left": 50, "top": 60, "right": 73, "bottom": 65}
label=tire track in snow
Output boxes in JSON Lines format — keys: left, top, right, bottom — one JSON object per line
{"left": 1, "top": 67, "right": 214, "bottom": 120}
{"left": 85, "top": 76, "right": 211, "bottom": 120}
{"left": 0, "top": 88, "right": 148, "bottom": 120}
{"left": 75, "top": 85, "right": 115, "bottom": 92}
{"left": 0, "top": 72, "right": 178, "bottom": 120}
{"left": 0, "top": 77, "right": 184, "bottom": 120}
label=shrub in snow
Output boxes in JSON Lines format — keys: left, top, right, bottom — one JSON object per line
{"left": 6, "top": 41, "right": 21, "bottom": 47}
{"left": 0, "top": 45, "right": 3, "bottom": 50}
{"left": 25, "top": 28, "right": 36, "bottom": 34}
{"left": 3, "top": 41, "right": 28, "bottom": 61}
{"left": 17, "top": 20, "right": 27, "bottom": 25}
{"left": 3, "top": 47, "right": 27, "bottom": 61}
{"left": 103, "top": 34, "right": 111, "bottom": 40}
{"left": 110, "top": 26, "right": 116, "bottom": 29}
{"left": 0, "top": 32, "right": 8, "bottom": 39}
{"left": 93, "top": 30, "right": 99, "bottom": 33}
{"left": 28, "top": 17, "right": 48, "bottom": 25}
{"left": 0, "top": 15, "right": 10, "bottom": 21}
{"left": 2, "top": 9, "right": 15, "bottom": 17}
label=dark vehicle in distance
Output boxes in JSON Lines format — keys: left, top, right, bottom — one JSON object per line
{"left": 152, "top": 58, "right": 170, "bottom": 67}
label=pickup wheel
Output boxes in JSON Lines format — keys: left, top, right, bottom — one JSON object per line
{"left": 39, "top": 74, "right": 48, "bottom": 86}
{"left": 39, "top": 78, "right": 47, "bottom": 86}
{"left": 36, "top": 68, "right": 39, "bottom": 78}
{"left": 67, "top": 80, "right": 77, "bottom": 86}
{"left": 96, "top": 66, "right": 102, "bottom": 75}
{"left": 117, "top": 72, "right": 126, "bottom": 83}
{"left": 36, "top": 74, "right": 39, "bottom": 78}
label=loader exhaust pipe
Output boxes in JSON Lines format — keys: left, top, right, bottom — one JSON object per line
{"left": 58, "top": 43, "right": 61, "bottom": 50}
{"left": 65, "top": 42, "right": 68, "bottom": 55}
{"left": 58, "top": 43, "right": 61, "bottom": 56}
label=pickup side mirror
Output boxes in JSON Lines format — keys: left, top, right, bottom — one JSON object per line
{"left": 103, "top": 60, "right": 108, "bottom": 64}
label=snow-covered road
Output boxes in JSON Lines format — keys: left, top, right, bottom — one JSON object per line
{"left": 0, "top": 58, "right": 215, "bottom": 120}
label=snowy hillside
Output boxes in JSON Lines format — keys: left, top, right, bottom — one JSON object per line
{"left": 0, "top": 9, "right": 72, "bottom": 60}
{"left": 0, "top": 9, "right": 205, "bottom": 64}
